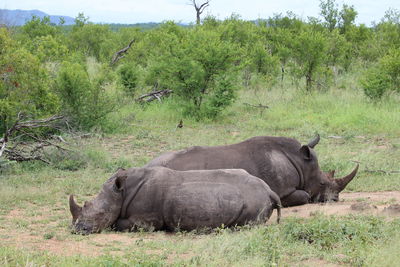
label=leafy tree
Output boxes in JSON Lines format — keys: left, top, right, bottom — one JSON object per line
{"left": 290, "top": 28, "right": 329, "bottom": 90}
{"left": 361, "top": 49, "right": 400, "bottom": 99}
{"left": 118, "top": 62, "right": 140, "bottom": 96}
{"left": 21, "top": 16, "right": 58, "bottom": 38}
{"left": 147, "top": 27, "right": 239, "bottom": 119}
{"left": 73, "top": 13, "right": 89, "bottom": 29}
{"left": 326, "top": 29, "right": 349, "bottom": 69}
{"left": 0, "top": 29, "right": 59, "bottom": 132}
{"left": 69, "top": 23, "right": 112, "bottom": 61}
{"left": 319, "top": 0, "right": 339, "bottom": 31}
{"left": 246, "top": 40, "right": 280, "bottom": 87}
{"left": 382, "top": 8, "right": 400, "bottom": 24}
{"left": 55, "top": 61, "right": 117, "bottom": 129}
{"left": 27, "top": 35, "right": 69, "bottom": 62}
{"left": 339, "top": 4, "right": 358, "bottom": 34}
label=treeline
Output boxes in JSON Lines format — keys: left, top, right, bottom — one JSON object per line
{"left": 1, "top": 0, "right": 399, "bottom": 133}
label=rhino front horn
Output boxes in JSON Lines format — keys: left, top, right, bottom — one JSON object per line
{"left": 336, "top": 164, "right": 359, "bottom": 192}
{"left": 307, "top": 134, "right": 320, "bottom": 148}
{"left": 69, "top": 195, "right": 82, "bottom": 223}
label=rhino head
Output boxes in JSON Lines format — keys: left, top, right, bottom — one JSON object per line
{"left": 315, "top": 165, "right": 359, "bottom": 202}
{"left": 297, "top": 135, "right": 359, "bottom": 203}
{"left": 69, "top": 170, "right": 126, "bottom": 235}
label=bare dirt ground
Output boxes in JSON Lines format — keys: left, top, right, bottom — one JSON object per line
{"left": 1, "top": 191, "right": 400, "bottom": 257}
{"left": 269, "top": 191, "right": 400, "bottom": 223}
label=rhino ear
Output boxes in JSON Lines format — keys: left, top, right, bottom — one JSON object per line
{"left": 299, "top": 145, "right": 312, "bottom": 160}
{"left": 307, "top": 134, "right": 320, "bottom": 148}
{"left": 113, "top": 172, "right": 127, "bottom": 192}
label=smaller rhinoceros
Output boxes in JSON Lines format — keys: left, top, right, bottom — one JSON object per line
{"left": 69, "top": 167, "right": 282, "bottom": 234}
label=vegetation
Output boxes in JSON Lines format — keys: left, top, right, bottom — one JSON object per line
{"left": 1, "top": 0, "right": 399, "bottom": 130}
{"left": 0, "top": 0, "right": 400, "bottom": 266}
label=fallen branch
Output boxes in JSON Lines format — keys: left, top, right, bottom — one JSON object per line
{"left": 111, "top": 39, "right": 135, "bottom": 66}
{"left": 243, "top": 102, "right": 269, "bottom": 115}
{"left": 243, "top": 103, "right": 269, "bottom": 109}
{"left": 362, "top": 169, "right": 400, "bottom": 175}
{"left": 136, "top": 89, "right": 173, "bottom": 103}
{"left": 0, "top": 114, "right": 66, "bottom": 164}
{"left": 4, "top": 148, "right": 50, "bottom": 164}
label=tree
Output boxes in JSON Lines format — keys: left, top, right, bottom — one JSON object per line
{"left": 0, "top": 29, "right": 60, "bottom": 133}
{"left": 361, "top": 48, "right": 400, "bottom": 99}
{"left": 21, "top": 16, "right": 58, "bottom": 38}
{"left": 147, "top": 26, "right": 239, "bottom": 119}
{"left": 190, "top": 0, "right": 210, "bottom": 25}
{"left": 339, "top": 4, "right": 357, "bottom": 34}
{"left": 69, "top": 23, "right": 112, "bottom": 61}
{"left": 291, "top": 28, "right": 329, "bottom": 90}
{"left": 55, "top": 61, "right": 117, "bottom": 129}
{"left": 319, "top": 0, "right": 339, "bottom": 31}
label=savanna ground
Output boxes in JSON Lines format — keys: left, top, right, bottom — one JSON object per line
{"left": 1, "top": 75, "right": 400, "bottom": 266}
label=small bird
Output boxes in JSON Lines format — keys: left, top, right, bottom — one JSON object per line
{"left": 177, "top": 119, "right": 183, "bottom": 129}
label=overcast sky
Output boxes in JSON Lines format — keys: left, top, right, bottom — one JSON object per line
{"left": 1, "top": 0, "right": 398, "bottom": 25}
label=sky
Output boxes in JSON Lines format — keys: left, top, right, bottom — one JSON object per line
{"left": 1, "top": 0, "right": 399, "bottom": 25}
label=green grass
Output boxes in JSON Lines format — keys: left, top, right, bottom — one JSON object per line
{"left": 0, "top": 216, "right": 399, "bottom": 266}
{"left": 0, "top": 72, "right": 399, "bottom": 266}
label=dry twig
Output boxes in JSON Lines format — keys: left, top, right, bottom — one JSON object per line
{"left": 136, "top": 89, "right": 173, "bottom": 103}
{"left": 0, "top": 114, "right": 66, "bottom": 163}
{"left": 111, "top": 39, "right": 135, "bottom": 65}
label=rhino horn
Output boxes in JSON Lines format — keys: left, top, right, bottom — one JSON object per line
{"left": 336, "top": 165, "right": 359, "bottom": 192}
{"left": 307, "top": 134, "right": 320, "bottom": 148}
{"left": 69, "top": 195, "right": 82, "bottom": 223}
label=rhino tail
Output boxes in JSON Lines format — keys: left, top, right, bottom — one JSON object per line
{"left": 270, "top": 191, "right": 282, "bottom": 224}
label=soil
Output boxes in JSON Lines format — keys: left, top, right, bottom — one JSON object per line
{"left": 1, "top": 191, "right": 400, "bottom": 258}
{"left": 268, "top": 191, "right": 400, "bottom": 222}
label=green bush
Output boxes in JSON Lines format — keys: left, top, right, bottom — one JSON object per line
{"left": 118, "top": 62, "right": 139, "bottom": 96}
{"left": 147, "top": 26, "right": 240, "bottom": 119}
{"left": 55, "top": 61, "right": 117, "bottom": 130}
{"left": 361, "top": 48, "right": 400, "bottom": 99}
{"left": 0, "top": 28, "right": 60, "bottom": 133}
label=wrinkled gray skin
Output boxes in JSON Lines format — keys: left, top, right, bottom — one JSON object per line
{"left": 145, "top": 135, "right": 359, "bottom": 207}
{"left": 70, "top": 167, "right": 282, "bottom": 235}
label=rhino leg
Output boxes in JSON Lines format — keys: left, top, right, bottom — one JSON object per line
{"left": 281, "top": 190, "right": 310, "bottom": 207}
{"left": 114, "top": 218, "right": 132, "bottom": 231}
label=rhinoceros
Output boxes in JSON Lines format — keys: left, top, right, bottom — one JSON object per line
{"left": 69, "top": 167, "right": 281, "bottom": 234}
{"left": 145, "top": 135, "right": 359, "bottom": 207}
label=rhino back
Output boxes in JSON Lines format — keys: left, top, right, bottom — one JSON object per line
{"left": 146, "top": 138, "right": 301, "bottom": 198}
{"left": 120, "top": 168, "right": 277, "bottom": 231}
{"left": 163, "top": 182, "right": 245, "bottom": 230}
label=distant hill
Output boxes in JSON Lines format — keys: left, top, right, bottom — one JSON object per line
{"left": 0, "top": 9, "right": 75, "bottom": 26}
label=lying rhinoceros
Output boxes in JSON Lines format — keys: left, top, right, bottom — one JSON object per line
{"left": 69, "top": 167, "right": 281, "bottom": 234}
{"left": 145, "top": 135, "right": 359, "bottom": 207}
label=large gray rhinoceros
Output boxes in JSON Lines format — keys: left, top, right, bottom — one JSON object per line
{"left": 145, "top": 135, "right": 359, "bottom": 207}
{"left": 69, "top": 167, "right": 281, "bottom": 234}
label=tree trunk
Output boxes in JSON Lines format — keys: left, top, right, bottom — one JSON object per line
{"left": 306, "top": 74, "right": 312, "bottom": 91}
{"left": 196, "top": 12, "right": 201, "bottom": 25}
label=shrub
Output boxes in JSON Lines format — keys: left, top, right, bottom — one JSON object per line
{"left": 361, "top": 48, "right": 400, "bottom": 99}
{"left": 55, "top": 61, "right": 117, "bottom": 130}
{"left": 0, "top": 29, "right": 60, "bottom": 133}
{"left": 118, "top": 62, "right": 139, "bottom": 96}
{"left": 147, "top": 26, "right": 240, "bottom": 119}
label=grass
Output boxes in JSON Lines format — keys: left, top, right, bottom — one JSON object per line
{"left": 0, "top": 72, "right": 399, "bottom": 266}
